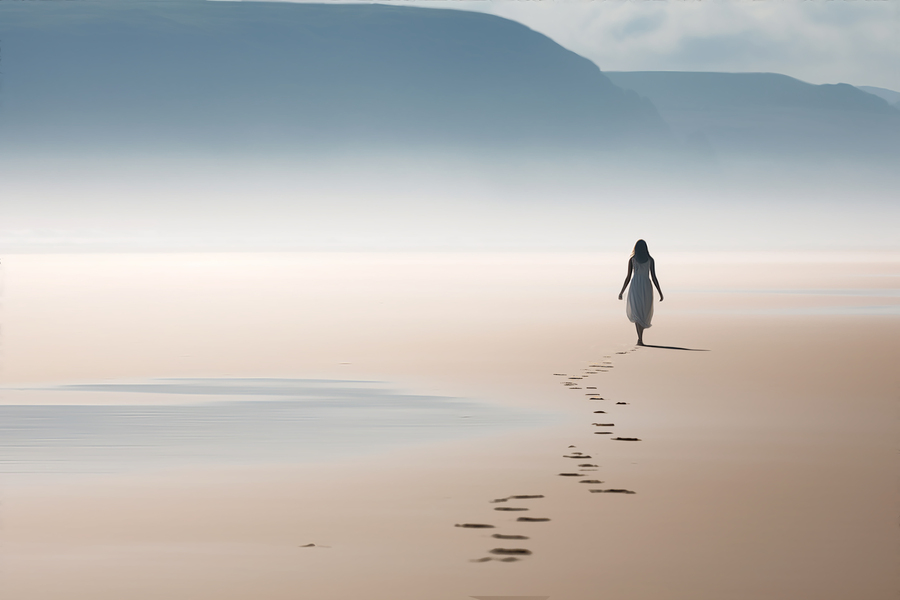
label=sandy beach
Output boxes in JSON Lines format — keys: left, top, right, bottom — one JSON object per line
{"left": 0, "top": 252, "right": 897, "bottom": 599}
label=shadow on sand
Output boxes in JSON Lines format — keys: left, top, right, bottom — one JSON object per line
{"left": 639, "top": 344, "right": 710, "bottom": 352}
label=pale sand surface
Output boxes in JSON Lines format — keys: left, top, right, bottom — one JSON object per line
{"left": 0, "top": 253, "right": 897, "bottom": 599}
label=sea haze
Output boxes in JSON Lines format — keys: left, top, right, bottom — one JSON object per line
{"left": 0, "top": 1, "right": 896, "bottom": 252}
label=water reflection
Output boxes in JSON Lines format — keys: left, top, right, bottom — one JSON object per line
{"left": 684, "top": 288, "right": 900, "bottom": 298}
{"left": 0, "top": 378, "right": 552, "bottom": 474}
{"left": 666, "top": 288, "right": 900, "bottom": 315}
{"left": 672, "top": 305, "right": 900, "bottom": 316}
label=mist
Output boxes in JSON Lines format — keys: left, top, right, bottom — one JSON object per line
{"left": 0, "top": 0, "right": 897, "bottom": 253}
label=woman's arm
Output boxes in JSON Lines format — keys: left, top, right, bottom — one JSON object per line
{"left": 650, "top": 258, "right": 664, "bottom": 301}
{"left": 618, "top": 259, "right": 633, "bottom": 300}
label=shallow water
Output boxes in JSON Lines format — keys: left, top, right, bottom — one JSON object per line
{"left": 673, "top": 287, "right": 900, "bottom": 315}
{"left": 0, "top": 378, "right": 552, "bottom": 474}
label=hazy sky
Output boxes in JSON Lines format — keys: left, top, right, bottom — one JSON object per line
{"left": 362, "top": 0, "right": 900, "bottom": 91}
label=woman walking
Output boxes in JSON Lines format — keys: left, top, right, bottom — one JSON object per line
{"left": 618, "top": 239, "right": 664, "bottom": 346}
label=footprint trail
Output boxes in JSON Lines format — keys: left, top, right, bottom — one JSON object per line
{"left": 459, "top": 346, "right": 645, "bottom": 563}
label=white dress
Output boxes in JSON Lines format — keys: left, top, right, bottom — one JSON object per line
{"left": 626, "top": 257, "right": 653, "bottom": 328}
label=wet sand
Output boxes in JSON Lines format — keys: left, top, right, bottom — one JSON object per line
{"left": 0, "top": 253, "right": 897, "bottom": 599}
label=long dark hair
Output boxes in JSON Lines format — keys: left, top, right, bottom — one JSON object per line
{"left": 631, "top": 239, "right": 651, "bottom": 264}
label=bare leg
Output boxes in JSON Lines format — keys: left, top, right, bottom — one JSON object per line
{"left": 636, "top": 324, "right": 644, "bottom": 346}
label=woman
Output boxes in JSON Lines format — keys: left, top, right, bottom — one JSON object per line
{"left": 618, "top": 239, "right": 664, "bottom": 346}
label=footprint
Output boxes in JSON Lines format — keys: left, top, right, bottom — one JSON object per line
{"left": 616, "top": 402, "right": 628, "bottom": 405}
{"left": 456, "top": 523, "right": 495, "bottom": 528}
{"left": 612, "top": 437, "right": 641, "bottom": 441}
{"left": 471, "top": 555, "right": 525, "bottom": 563}
{"left": 578, "top": 480, "right": 604, "bottom": 484}
{"left": 517, "top": 517, "right": 550, "bottom": 522}
{"left": 578, "top": 463, "right": 598, "bottom": 467}
{"left": 593, "top": 411, "right": 607, "bottom": 414}
{"left": 553, "top": 373, "right": 567, "bottom": 376}
{"left": 567, "top": 445, "right": 577, "bottom": 448}
{"left": 594, "top": 432, "right": 613, "bottom": 435}
{"left": 586, "top": 386, "right": 597, "bottom": 389}
{"left": 563, "top": 454, "right": 591, "bottom": 459}
{"left": 558, "top": 473, "right": 583, "bottom": 477}
{"left": 492, "top": 494, "right": 543, "bottom": 503}
{"left": 593, "top": 423, "right": 615, "bottom": 427}
{"left": 299, "top": 543, "right": 317, "bottom": 547}
{"left": 590, "top": 489, "right": 636, "bottom": 494}
{"left": 494, "top": 507, "right": 529, "bottom": 511}
{"left": 490, "top": 548, "right": 532, "bottom": 556}
{"left": 493, "top": 534, "right": 529, "bottom": 540}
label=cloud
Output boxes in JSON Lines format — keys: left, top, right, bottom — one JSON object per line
{"left": 411, "top": 0, "right": 900, "bottom": 91}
